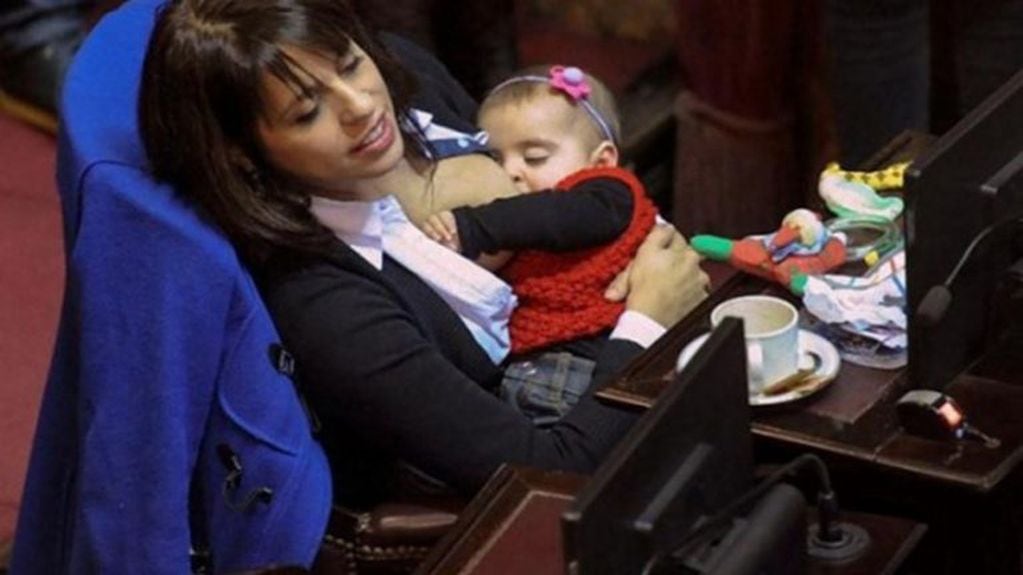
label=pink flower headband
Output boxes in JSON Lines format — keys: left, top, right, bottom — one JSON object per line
{"left": 487, "top": 66, "right": 617, "bottom": 143}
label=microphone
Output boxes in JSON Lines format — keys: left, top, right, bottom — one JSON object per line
{"left": 916, "top": 285, "right": 952, "bottom": 328}
{"left": 915, "top": 216, "right": 1023, "bottom": 327}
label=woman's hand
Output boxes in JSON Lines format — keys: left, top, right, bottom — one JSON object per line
{"left": 616, "top": 225, "right": 710, "bottom": 328}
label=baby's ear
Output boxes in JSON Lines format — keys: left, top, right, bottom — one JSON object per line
{"left": 589, "top": 140, "right": 619, "bottom": 167}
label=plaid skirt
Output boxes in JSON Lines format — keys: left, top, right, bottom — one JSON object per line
{"left": 500, "top": 352, "right": 596, "bottom": 427}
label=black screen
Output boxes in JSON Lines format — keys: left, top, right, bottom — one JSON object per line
{"left": 905, "top": 68, "right": 1023, "bottom": 390}
{"left": 562, "top": 318, "right": 753, "bottom": 575}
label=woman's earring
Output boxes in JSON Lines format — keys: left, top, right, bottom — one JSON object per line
{"left": 231, "top": 151, "right": 265, "bottom": 192}
{"left": 242, "top": 164, "right": 268, "bottom": 196}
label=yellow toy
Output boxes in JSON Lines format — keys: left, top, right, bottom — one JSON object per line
{"left": 819, "top": 162, "right": 909, "bottom": 221}
{"left": 822, "top": 161, "right": 910, "bottom": 189}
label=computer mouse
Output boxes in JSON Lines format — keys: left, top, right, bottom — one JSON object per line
{"left": 896, "top": 389, "right": 999, "bottom": 447}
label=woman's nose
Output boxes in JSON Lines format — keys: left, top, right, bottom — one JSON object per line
{"left": 328, "top": 79, "right": 374, "bottom": 124}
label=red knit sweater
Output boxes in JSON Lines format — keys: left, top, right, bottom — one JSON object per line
{"left": 503, "top": 166, "right": 658, "bottom": 355}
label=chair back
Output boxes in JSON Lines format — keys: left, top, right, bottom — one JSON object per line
{"left": 11, "top": 1, "right": 333, "bottom": 572}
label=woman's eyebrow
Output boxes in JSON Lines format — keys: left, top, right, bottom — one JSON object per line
{"left": 268, "top": 53, "right": 323, "bottom": 121}
{"left": 276, "top": 81, "right": 319, "bottom": 121}
{"left": 279, "top": 92, "right": 310, "bottom": 120}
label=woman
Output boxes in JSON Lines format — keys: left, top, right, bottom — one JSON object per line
{"left": 140, "top": 0, "right": 708, "bottom": 506}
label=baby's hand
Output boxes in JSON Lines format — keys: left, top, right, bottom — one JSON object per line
{"left": 423, "top": 211, "right": 461, "bottom": 252}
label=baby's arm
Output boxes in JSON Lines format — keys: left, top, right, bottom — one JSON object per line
{"left": 423, "top": 211, "right": 515, "bottom": 271}
{"left": 450, "top": 175, "right": 635, "bottom": 260}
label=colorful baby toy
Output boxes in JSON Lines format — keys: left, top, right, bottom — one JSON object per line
{"left": 692, "top": 209, "right": 847, "bottom": 294}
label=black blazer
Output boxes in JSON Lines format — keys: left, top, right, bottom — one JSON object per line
{"left": 261, "top": 240, "right": 642, "bottom": 503}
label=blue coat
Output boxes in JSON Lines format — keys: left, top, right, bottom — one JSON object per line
{"left": 10, "top": 1, "right": 332, "bottom": 572}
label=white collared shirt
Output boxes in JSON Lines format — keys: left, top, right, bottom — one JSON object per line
{"left": 310, "top": 194, "right": 518, "bottom": 363}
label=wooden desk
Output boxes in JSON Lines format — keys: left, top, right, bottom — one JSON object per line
{"left": 418, "top": 466, "right": 926, "bottom": 575}
{"left": 599, "top": 268, "right": 1023, "bottom": 490}
{"left": 598, "top": 132, "right": 1023, "bottom": 573}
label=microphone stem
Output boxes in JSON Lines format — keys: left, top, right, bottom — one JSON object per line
{"left": 942, "top": 218, "right": 1022, "bottom": 287}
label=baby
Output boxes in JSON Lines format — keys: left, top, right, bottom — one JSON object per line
{"left": 424, "top": 65, "right": 658, "bottom": 360}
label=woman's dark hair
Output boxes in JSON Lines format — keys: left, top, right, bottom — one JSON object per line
{"left": 139, "top": 0, "right": 420, "bottom": 265}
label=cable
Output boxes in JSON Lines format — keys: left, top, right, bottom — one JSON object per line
{"left": 916, "top": 216, "right": 1023, "bottom": 327}
{"left": 942, "top": 217, "right": 1023, "bottom": 288}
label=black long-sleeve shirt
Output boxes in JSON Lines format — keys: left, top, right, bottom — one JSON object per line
{"left": 453, "top": 176, "right": 634, "bottom": 260}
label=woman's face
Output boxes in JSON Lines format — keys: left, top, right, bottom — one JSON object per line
{"left": 256, "top": 43, "right": 404, "bottom": 201}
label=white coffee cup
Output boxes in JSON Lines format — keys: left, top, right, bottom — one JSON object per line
{"left": 710, "top": 295, "right": 800, "bottom": 395}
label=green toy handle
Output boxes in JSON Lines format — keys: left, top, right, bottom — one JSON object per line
{"left": 691, "top": 235, "right": 733, "bottom": 261}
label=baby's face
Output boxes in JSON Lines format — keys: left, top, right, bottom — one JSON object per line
{"left": 479, "top": 93, "right": 596, "bottom": 193}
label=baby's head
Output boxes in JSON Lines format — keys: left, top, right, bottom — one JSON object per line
{"left": 479, "top": 66, "right": 621, "bottom": 193}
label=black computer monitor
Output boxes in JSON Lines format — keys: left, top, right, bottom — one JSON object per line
{"left": 977, "top": 151, "right": 1023, "bottom": 355}
{"left": 905, "top": 68, "right": 1023, "bottom": 390}
{"left": 563, "top": 318, "right": 804, "bottom": 574}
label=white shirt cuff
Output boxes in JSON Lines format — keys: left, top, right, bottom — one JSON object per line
{"left": 609, "top": 310, "right": 667, "bottom": 349}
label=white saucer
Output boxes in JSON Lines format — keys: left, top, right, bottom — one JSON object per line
{"left": 675, "top": 329, "right": 841, "bottom": 406}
